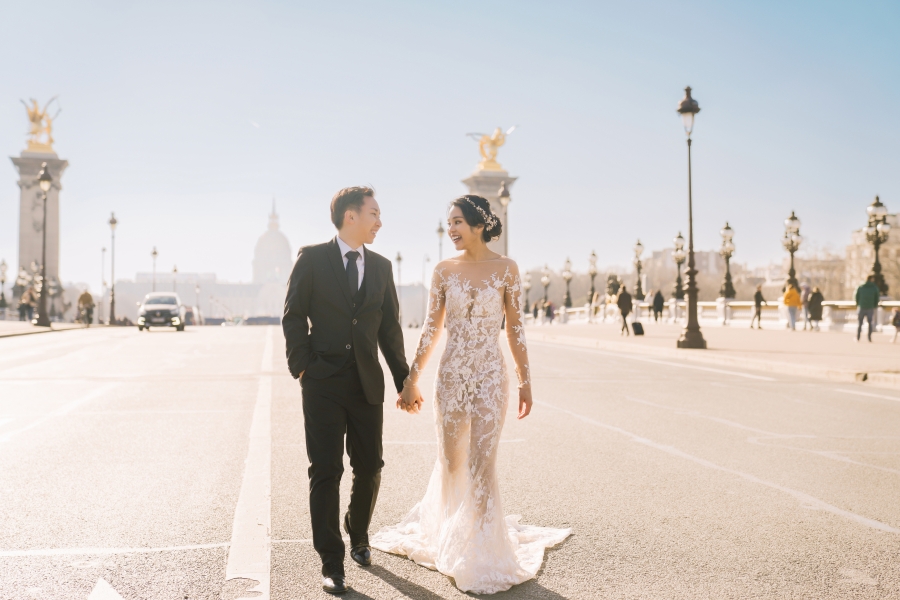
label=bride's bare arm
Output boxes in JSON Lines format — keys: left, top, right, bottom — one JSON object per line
{"left": 399, "top": 268, "right": 447, "bottom": 413}
{"left": 503, "top": 261, "right": 532, "bottom": 419}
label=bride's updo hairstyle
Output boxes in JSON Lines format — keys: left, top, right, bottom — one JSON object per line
{"left": 450, "top": 195, "right": 503, "bottom": 243}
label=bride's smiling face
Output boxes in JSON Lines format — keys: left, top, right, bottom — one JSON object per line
{"left": 447, "top": 206, "right": 485, "bottom": 251}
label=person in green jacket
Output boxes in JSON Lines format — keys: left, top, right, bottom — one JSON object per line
{"left": 854, "top": 275, "right": 880, "bottom": 342}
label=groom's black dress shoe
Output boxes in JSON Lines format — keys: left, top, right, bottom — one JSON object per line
{"left": 344, "top": 513, "right": 372, "bottom": 566}
{"left": 322, "top": 574, "right": 348, "bottom": 595}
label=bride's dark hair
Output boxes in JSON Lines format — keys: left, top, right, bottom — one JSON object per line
{"left": 449, "top": 195, "right": 502, "bottom": 243}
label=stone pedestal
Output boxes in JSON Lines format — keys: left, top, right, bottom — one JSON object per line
{"left": 461, "top": 169, "right": 517, "bottom": 256}
{"left": 10, "top": 150, "right": 69, "bottom": 302}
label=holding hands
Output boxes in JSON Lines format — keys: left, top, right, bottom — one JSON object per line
{"left": 398, "top": 381, "right": 424, "bottom": 414}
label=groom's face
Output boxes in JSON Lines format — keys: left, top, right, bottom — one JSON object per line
{"left": 346, "top": 195, "right": 382, "bottom": 245}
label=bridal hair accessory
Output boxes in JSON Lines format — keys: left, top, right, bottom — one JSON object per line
{"left": 464, "top": 198, "right": 499, "bottom": 229}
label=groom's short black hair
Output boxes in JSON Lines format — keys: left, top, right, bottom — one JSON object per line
{"left": 331, "top": 186, "right": 375, "bottom": 229}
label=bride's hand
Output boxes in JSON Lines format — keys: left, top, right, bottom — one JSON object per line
{"left": 398, "top": 383, "right": 423, "bottom": 414}
{"left": 517, "top": 386, "right": 533, "bottom": 419}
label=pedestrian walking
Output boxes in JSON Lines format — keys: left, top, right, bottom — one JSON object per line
{"left": 783, "top": 283, "right": 801, "bottom": 330}
{"left": 545, "top": 301, "right": 555, "bottom": 324}
{"left": 800, "top": 282, "right": 811, "bottom": 330}
{"left": 751, "top": 285, "right": 766, "bottom": 329}
{"left": 617, "top": 286, "right": 633, "bottom": 336}
{"left": 77, "top": 289, "right": 95, "bottom": 326}
{"left": 532, "top": 299, "right": 540, "bottom": 322}
{"left": 18, "top": 286, "right": 36, "bottom": 322}
{"left": 854, "top": 275, "right": 880, "bottom": 342}
{"left": 652, "top": 290, "right": 664, "bottom": 322}
{"left": 808, "top": 287, "right": 824, "bottom": 331}
{"left": 891, "top": 307, "right": 900, "bottom": 343}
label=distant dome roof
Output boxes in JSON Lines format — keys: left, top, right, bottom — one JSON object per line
{"left": 253, "top": 200, "right": 293, "bottom": 284}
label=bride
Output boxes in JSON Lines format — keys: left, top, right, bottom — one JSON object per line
{"left": 371, "top": 195, "right": 570, "bottom": 594}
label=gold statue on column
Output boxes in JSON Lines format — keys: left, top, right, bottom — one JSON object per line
{"left": 21, "top": 96, "right": 61, "bottom": 153}
{"left": 467, "top": 126, "right": 516, "bottom": 171}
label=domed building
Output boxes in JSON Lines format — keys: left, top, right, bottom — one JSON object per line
{"left": 253, "top": 201, "right": 293, "bottom": 285}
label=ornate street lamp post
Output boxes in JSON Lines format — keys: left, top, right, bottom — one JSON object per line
{"left": 172, "top": 265, "right": 178, "bottom": 292}
{"left": 0, "top": 259, "right": 7, "bottom": 310}
{"left": 782, "top": 211, "right": 802, "bottom": 290}
{"left": 34, "top": 163, "right": 53, "bottom": 327}
{"left": 719, "top": 222, "right": 736, "bottom": 298}
{"left": 498, "top": 181, "right": 511, "bottom": 256}
{"left": 672, "top": 232, "right": 686, "bottom": 300}
{"left": 522, "top": 272, "right": 532, "bottom": 314}
{"left": 633, "top": 240, "right": 645, "bottom": 301}
{"left": 109, "top": 213, "right": 118, "bottom": 325}
{"left": 865, "top": 196, "right": 891, "bottom": 295}
{"left": 436, "top": 222, "right": 445, "bottom": 261}
{"left": 676, "top": 86, "right": 706, "bottom": 349}
{"left": 395, "top": 252, "right": 403, "bottom": 325}
{"left": 540, "top": 265, "right": 551, "bottom": 303}
{"left": 588, "top": 251, "right": 598, "bottom": 300}
{"left": 562, "top": 257, "right": 573, "bottom": 308}
{"left": 100, "top": 247, "right": 106, "bottom": 324}
{"left": 151, "top": 247, "right": 158, "bottom": 292}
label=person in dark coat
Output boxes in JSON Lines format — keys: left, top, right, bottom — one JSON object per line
{"left": 283, "top": 186, "right": 410, "bottom": 594}
{"left": 652, "top": 290, "right": 664, "bottom": 322}
{"left": 617, "top": 286, "right": 633, "bottom": 336}
{"left": 751, "top": 285, "right": 766, "bottom": 329}
{"left": 808, "top": 287, "right": 824, "bottom": 331}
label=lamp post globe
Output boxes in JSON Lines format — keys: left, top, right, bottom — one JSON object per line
{"left": 865, "top": 196, "right": 891, "bottom": 295}
{"left": 675, "top": 87, "right": 706, "bottom": 349}
{"left": 633, "top": 240, "right": 645, "bottom": 301}
{"left": 108, "top": 212, "right": 118, "bottom": 325}
{"left": 34, "top": 163, "right": 53, "bottom": 327}
{"left": 672, "top": 232, "right": 686, "bottom": 300}
{"left": 436, "top": 221, "right": 445, "bottom": 261}
{"left": 782, "top": 211, "right": 802, "bottom": 290}
{"left": 540, "top": 264, "right": 551, "bottom": 303}
{"left": 0, "top": 258, "right": 7, "bottom": 309}
{"left": 562, "top": 258, "right": 573, "bottom": 308}
{"left": 588, "top": 250, "right": 598, "bottom": 299}
{"left": 151, "top": 247, "right": 158, "bottom": 292}
{"left": 522, "top": 272, "right": 532, "bottom": 313}
{"left": 719, "top": 222, "right": 736, "bottom": 299}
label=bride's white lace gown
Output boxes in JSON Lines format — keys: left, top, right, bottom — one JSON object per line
{"left": 371, "top": 257, "right": 571, "bottom": 594}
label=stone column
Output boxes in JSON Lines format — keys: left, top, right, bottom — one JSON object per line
{"left": 10, "top": 150, "right": 69, "bottom": 301}
{"left": 461, "top": 169, "right": 517, "bottom": 256}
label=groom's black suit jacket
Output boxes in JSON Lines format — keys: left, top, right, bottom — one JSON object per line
{"left": 283, "top": 237, "right": 409, "bottom": 404}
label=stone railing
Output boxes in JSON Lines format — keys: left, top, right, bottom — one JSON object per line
{"left": 525, "top": 299, "right": 900, "bottom": 333}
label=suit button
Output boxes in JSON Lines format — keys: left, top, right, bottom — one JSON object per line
{"left": 346, "top": 344, "right": 352, "bottom": 349}
{"left": 352, "top": 319, "right": 357, "bottom": 325}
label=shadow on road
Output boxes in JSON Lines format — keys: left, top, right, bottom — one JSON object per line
{"left": 368, "top": 564, "right": 446, "bottom": 600}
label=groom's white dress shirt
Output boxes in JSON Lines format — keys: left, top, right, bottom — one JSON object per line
{"left": 337, "top": 236, "right": 365, "bottom": 289}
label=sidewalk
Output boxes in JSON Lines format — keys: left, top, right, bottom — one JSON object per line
{"left": 525, "top": 320, "right": 900, "bottom": 390}
{"left": 0, "top": 321, "right": 90, "bottom": 338}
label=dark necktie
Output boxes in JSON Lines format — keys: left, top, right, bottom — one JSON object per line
{"left": 346, "top": 251, "right": 360, "bottom": 295}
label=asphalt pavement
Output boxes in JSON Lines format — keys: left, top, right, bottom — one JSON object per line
{"left": 1, "top": 325, "right": 898, "bottom": 599}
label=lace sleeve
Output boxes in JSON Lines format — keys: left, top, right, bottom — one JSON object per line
{"left": 503, "top": 263, "right": 531, "bottom": 389}
{"left": 405, "top": 267, "right": 447, "bottom": 387}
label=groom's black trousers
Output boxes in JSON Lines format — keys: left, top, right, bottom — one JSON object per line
{"left": 301, "top": 364, "right": 383, "bottom": 576}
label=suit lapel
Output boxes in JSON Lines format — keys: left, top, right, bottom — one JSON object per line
{"left": 327, "top": 237, "right": 354, "bottom": 309}
{"left": 363, "top": 247, "right": 379, "bottom": 308}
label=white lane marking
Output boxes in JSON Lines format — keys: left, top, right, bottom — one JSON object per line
{"left": 384, "top": 438, "right": 526, "bottom": 445}
{"left": 537, "top": 400, "right": 900, "bottom": 534}
{"left": 836, "top": 389, "right": 900, "bottom": 403}
{"left": 0, "top": 383, "right": 119, "bottom": 443}
{"left": 225, "top": 327, "right": 273, "bottom": 598}
{"left": 530, "top": 340, "right": 777, "bottom": 381}
{"left": 0, "top": 542, "right": 229, "bottom": 557}
{"left": 87, "top": 578, "right": 125, "bottom": 600}
{"left": 260, "top": 325, "right": 273, "bottom": 374}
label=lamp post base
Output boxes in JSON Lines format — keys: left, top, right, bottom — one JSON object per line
{"left": 677, "top": 329, "right": 707, "bottom": 349}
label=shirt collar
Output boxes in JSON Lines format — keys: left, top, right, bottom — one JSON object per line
{"left": 336, "top": 235, "right": 364, "bottom": 259}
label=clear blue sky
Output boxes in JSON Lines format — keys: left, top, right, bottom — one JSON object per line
{"left": 1, "top": 0, "right": 897, "bottom": 292}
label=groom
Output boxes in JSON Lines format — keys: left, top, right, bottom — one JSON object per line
{"left": 283, "top": 186, "right": 409, "bottom": 595}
